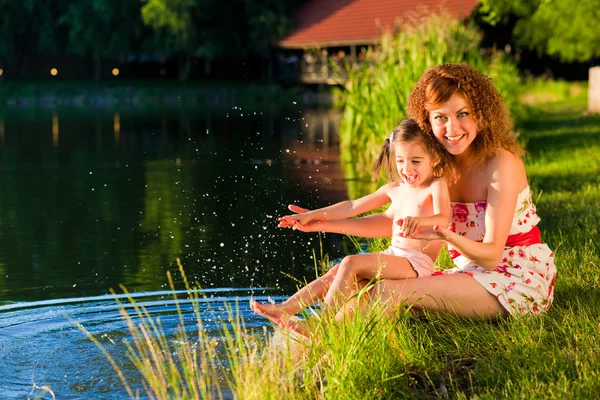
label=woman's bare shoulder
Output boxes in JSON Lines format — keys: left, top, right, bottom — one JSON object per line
{"left": 485, "top": 149, "right": 527, "bottom": 187}
{"left": 485, "top": 149, "right": 523, "bottom": 171}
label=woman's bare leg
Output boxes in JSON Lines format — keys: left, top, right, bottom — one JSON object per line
{"left": 250, "top": 264, "right": 341, "bottom": 326}
{"left": 353, "top": 273, "right": 508, "bottom": 319}
{"left": 323, "top": 254, "right": 417, "bottom": 310}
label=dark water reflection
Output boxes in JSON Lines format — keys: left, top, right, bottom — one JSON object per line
{"left": 0, "top": 106, "right": 347, "bottom": 398}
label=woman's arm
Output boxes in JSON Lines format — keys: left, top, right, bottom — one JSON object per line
{"left": 281, "top": 183, "right": 395, "bottom": 225}
{"left": 437, "top": 153, "right": 525, "bottom": 270}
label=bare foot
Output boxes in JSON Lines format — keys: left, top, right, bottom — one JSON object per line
{"left": 250, "top": 300, "right": 291, "bottom": 327}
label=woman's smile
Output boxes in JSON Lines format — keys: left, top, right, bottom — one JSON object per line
{"left": 445, "top": 134, "right": 465, "bottom": 143}
{"left": 429, "top": 92, "right": 478, "bottom": 156}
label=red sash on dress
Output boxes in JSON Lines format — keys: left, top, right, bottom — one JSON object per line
{"left": 448, "top": 226, "right": 541, "bottom": 260}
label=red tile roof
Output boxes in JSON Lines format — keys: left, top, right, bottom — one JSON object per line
{"left": 280, "top": 0, "right": 480, "bottom": 48}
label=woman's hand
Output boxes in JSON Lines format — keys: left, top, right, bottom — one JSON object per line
{"left": 397, "top": 218, "right": 451, "bottom": 241}
{"left": 397, "top": 216, "right": 427, "bottom": 238}
{"left": 289, "top": 220, "right": 324, "bottom": 232}
{"left": 277, "top": 204, "right": 312, "bottom": 228}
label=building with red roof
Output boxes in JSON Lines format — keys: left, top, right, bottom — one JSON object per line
{"left": 277, "top": 0, "right": 480, "bottom": 84}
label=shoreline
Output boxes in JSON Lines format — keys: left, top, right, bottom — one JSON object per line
{"left": 0, "top": 80, "right": 336, "bottom": 110}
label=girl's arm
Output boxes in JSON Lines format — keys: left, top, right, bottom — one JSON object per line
{"left": 400, "top": 177, "right": 451, "bottom": 237}
{"left": 294, "top": 210, "right": 394, "bottom": 237}
{"left": 280, "top": 183, "right": 395, "bottom": 225}
{"left": 432, "top": 153, "right": 524, "bottom": 270}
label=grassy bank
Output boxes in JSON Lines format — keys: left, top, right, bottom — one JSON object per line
{"left": 76, "top": 89, "right": 600, "bottom": 399}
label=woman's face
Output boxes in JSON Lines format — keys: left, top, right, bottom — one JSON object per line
{"left": 428, "top": 92, "right": 478, "bottom": 157}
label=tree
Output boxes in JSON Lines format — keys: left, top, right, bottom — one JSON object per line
{"left": 60, "top": 0, "right": 142, "bottom": 82}
{"left": 243, "top": 0, "right": 298, "bottom": 82}
{"left": 141, "top": 0, "right": 202, "bottom": 80}
{"left": 141, "top": 0, "right": 301, "bottom": 80}
{"left": 480, "top": 0, "right": 600, "bottom": 112}
{"left": 0, "top": 0, "right": 61, "bottom": 77}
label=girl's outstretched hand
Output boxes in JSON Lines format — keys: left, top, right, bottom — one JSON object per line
{"left": 287, "top": 204, "right": 309, "bottom": 214}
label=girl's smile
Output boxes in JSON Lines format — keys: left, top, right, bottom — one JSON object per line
{"left": 394, "top": 141, "right": 436, "bottom": 188}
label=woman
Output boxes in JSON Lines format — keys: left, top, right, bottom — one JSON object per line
{"left": 263, "top": 63, "right": 555, "bottom": 327}
{"left": 373, "top": 63, "right": 556, "bottom": 318}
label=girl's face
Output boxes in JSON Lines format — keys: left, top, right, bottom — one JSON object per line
{"left": 394, "top": 140, "right": 436, "bottom": 188}
{"left": 428, "top": 92, "right": 478, "bottom": 157}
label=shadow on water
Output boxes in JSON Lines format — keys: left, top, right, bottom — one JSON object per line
{"left": 0, "top": 105, "right": 346, "bottom": 397}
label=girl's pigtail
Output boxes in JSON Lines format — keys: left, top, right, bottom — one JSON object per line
{"left": 372, "top": 138, "right": 392, "bottom": 180}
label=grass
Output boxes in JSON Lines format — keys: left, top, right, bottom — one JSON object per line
{"left": 70, "top": 84, "right": 600, "bottom": 398}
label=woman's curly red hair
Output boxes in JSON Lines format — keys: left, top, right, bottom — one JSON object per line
{"left": 406, "top": 64, "right": 523, "bottom": 165}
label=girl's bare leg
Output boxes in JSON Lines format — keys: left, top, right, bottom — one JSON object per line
{"left": 286, "top": 254, "right": 416, "bottom": 337}
{"left": 323, "top": 254, "right": 417, "bottom": 311}
{"left": 250, "top": 264, "right": 340, "bottom": 326}
{"left": 285, "top": 278, "right": 369, "bottom": 337}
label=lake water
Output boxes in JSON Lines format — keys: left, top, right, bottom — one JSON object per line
{"left": 0, "top": 106, "right": 349, "bottom": 398}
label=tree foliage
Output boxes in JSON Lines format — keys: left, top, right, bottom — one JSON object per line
{"left": 60, "top": 0, "right": 141, "bottom": 58}
{"left": 0, "top": 0, "right": 302, "bottom": 79}
{"left": 0, "top": 0, "right": 61, "bottom": 74}
{"left": 60, "top": 0, "right": 142, "bottom": 80}
{"left": 140, "top": 0, "right": 299, "bottom": 78}
{"left": 481, "top": 0, "right": 600, "bottom": 62}
{"left": 141, "top": 0, "right": 197, "bottom": 54}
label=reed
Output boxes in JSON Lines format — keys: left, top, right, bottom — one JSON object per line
{"left": 76, "top": 259, "right": 225, "bottom": 399}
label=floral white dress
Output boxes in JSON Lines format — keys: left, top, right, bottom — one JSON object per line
{"left": 435, "top": 186, "right": 556, "bottom": 316}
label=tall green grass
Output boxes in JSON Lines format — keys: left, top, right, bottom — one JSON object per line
{"left": 337, "top": 12, "right": 522, "bottom": 198}
{"left": 75, "top": 259, "right": 225, "bottom": 399}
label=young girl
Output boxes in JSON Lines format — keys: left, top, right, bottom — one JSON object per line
{"left": 250, "top": 118, "right": 452, "bottom": 327}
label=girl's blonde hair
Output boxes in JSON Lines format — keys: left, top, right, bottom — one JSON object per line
{"left": 406, "top": 63, "right": 523, "bottom": 166}
{"left": 372, "top": 118, "right": 453, "bottom": 182}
